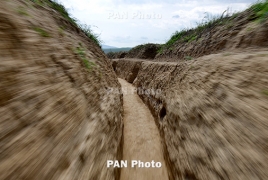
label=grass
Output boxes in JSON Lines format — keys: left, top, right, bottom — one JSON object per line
{"left": 78, "top": 24, "right": 102, "bottom": 48}
{"left": 158, "top": 0, "right": 268, "bottom": 55}
{"left": 75, "top": 44, "right": 96, "bottom": 70}
{"left": 17, "top": 7, "right": 29, "bottom": 16}
{"left": 223, "top": 52, "right": 231, "bottom": 56}
{"left": 158, "top": 10, "right": 232, "bottom": 53}
{"left": 262, "top": 89, "right": 268, "bottom": 96}
{"left": 250, "top": 0, "right": 268, "bottom": 22}
{"left": 184, "top": 56, "right": 193, "bottom": 60}
{"left": 58, "top": 27, "right": 64, "bottom": 36}
{"left": 157, "top": 46, "right": 164, "bottom": 54}
{"left": 33, "top": 27, "right": 50, "bottom": 37}
{"left": 30, "top": 0, "right": 102, "bottom": 47}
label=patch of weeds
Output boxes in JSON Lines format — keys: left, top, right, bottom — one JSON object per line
{"left": 246, "top": 26, "right": 254, "bottom": 32}
{"left": 31, "top": 0, "right": 77, "bottom": 25}
{"left": 157, "top": 47, "right": 163, "bottom": 54}
{"left": 58, "top": 27, "right": 65, "bottom": 36}
{"left": 17, "top": 7, "right": 29, "bottom": 16}
{"left": 225, "top": 20, "right": 234, "bottom": 29}
{"left": 30, "top": 0, "right": 102, "bottom": 47}
{"left": 261, "top": 89, "right": 268, "bottom": 96}
{"left": 257, "top": 53, "right": 267, "bottom": 57}
{"left": 75, "top": 45, "right": 96, "bottom": 70}
{"left": 162, "top": 9, "right": 233, "bottom": 50}
{"left": 250, "top": 0, "right": 268, "bottom": 22}
{"left": 165, "top": 29, "right": 188, "bottom": 48}
{"left": 189, "top": 65, "right": 194, "bottom": 70}
{"left": 223, "top": 52, "right": 231, "bottom": 56}
{"left": 30, "top": 0, "right": 42, "bottom": 5}
{"left": 184, "top": 56, "right": 193, "bottom": 60}
{"left": 184, "top": 35, "right": 197, "bottom": 42}
{"left": 33, "top": 27, "right": 50, "bottom": 37}
{"left": 79, "top": 24, "right": 102, "bottom": 47}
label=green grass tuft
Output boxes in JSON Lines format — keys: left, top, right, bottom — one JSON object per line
{"left": 17, "top": 7, "right": 29, "bottom": 16}
{"left": 262, "top": 89, "right": 268, "bottom": 96}
{"left": 250, "top": 0, "right": 268, "bottom": 22}
{"left": 30, "top": 0, "right": 102, "bottom": 47}
{"left": 78, "top": 24, "right": 102, "bottom": 47}
{"left": 184, "top": 56, "right": 193, "bottom": 60}
{"left": 33, "top": 27, "right": 50, "bottom": 37}
{"left": 156, "top": 1, "right": 268, "bottom": 57}
{"left": 158, "top": 7, "right": 258, "bottom": 56}
{"left": 75, "top": 45, "right": 96, "bottom": 70}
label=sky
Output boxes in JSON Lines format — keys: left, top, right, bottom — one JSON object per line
{"left": 60, "top": 0, "right": 257, "bottom": 48}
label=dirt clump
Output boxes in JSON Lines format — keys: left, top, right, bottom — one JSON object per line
{"left": 0, "top": 1, "right": 123, "bottom": 180}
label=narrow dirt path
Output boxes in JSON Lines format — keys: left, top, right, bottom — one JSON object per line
{"left": 118, "top": 78, "right": 169, "bottom": 180}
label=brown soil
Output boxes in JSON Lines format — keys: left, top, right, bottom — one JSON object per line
{"left": 2, "top": 0, "right": 268, "bottom": 180}
{"left": 107, "top": 51, "right": 127, "bottom": 59}
{"left": 118, "top": 78, "right": 169, "bottom": 180}
{"left": 0, "top": 1, "right": 123, "bottom": 180}
{"left": 125, "top": 43, "right": 161, "bottom": 59}
{"left": 114, "top": 49, "right": 268, "bottom": 180}
{"left": 156, "top": 16, "right": 268, "bottom": 61}
{"left": 108, "top": 10, "right": 268, "bottom": 62}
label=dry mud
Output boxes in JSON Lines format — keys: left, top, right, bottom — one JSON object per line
{"left": 119, "top": 78, "right": 168, "bottom": 180}
{"left": 114, "top": 49, "right": 268, "bottom": 180}
{"left": 0, "top": 1, "right": 123, "bottom": 180}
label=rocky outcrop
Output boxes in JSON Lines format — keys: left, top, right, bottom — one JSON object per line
{"left": 113, "top": 50, "right": 268, "bottom": 180}
{"left": 0, "top": 1, "right": 123, "bottom": 180}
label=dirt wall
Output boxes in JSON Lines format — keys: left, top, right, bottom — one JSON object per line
{"left": 114, "top": 50, "right": 268, "bottom": 180}
{"left": 0, "top": 1, "right": 123, "bottom": 180}
{"left": 157, "top": 14, "right": 268, "bottom": 61}
{"left": 113, "top": 59, "right": 143, "bottom": 83}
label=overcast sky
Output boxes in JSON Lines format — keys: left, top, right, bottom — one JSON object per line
{"left": 60, "top": 0, "right": 256, "bottom": 47}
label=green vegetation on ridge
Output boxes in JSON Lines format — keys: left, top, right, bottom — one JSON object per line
{"left": 159, "top": 0, "right": 268, "bottom": 54}
{"left": 251, "top": 0, "right": 268, "bottom": 22}
{"left": 30, "top": 0, "right": 102, "bottom": 47}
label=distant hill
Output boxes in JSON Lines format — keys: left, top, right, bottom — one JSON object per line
{"left": 101, "top": 44, "right": 118, "bottom": 49}
{"left": 103, "top": 47, "right": 132, "bottom": 54}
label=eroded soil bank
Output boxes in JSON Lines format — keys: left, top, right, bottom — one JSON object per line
{"left": 0, "top": 1, "right": 123, "bottom": 180}
{"left": 118, "top": 78, "right": 169, "bottom": 180}
{"left": 114, "top": 49, "right": 268, "bottom": 180}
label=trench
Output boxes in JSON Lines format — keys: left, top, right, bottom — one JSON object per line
{"left": 118, "top": 78, "right": 169, "bottom": 180}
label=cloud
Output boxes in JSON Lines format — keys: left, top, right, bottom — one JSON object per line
{"left": 141, "top": 36, "right": 148, "bottom": 40}
{"left": 60, "top": 0, "right": 256, "bottom": 47}
{"left": 172, "top": 15, "right": 180, "bottom": 19}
